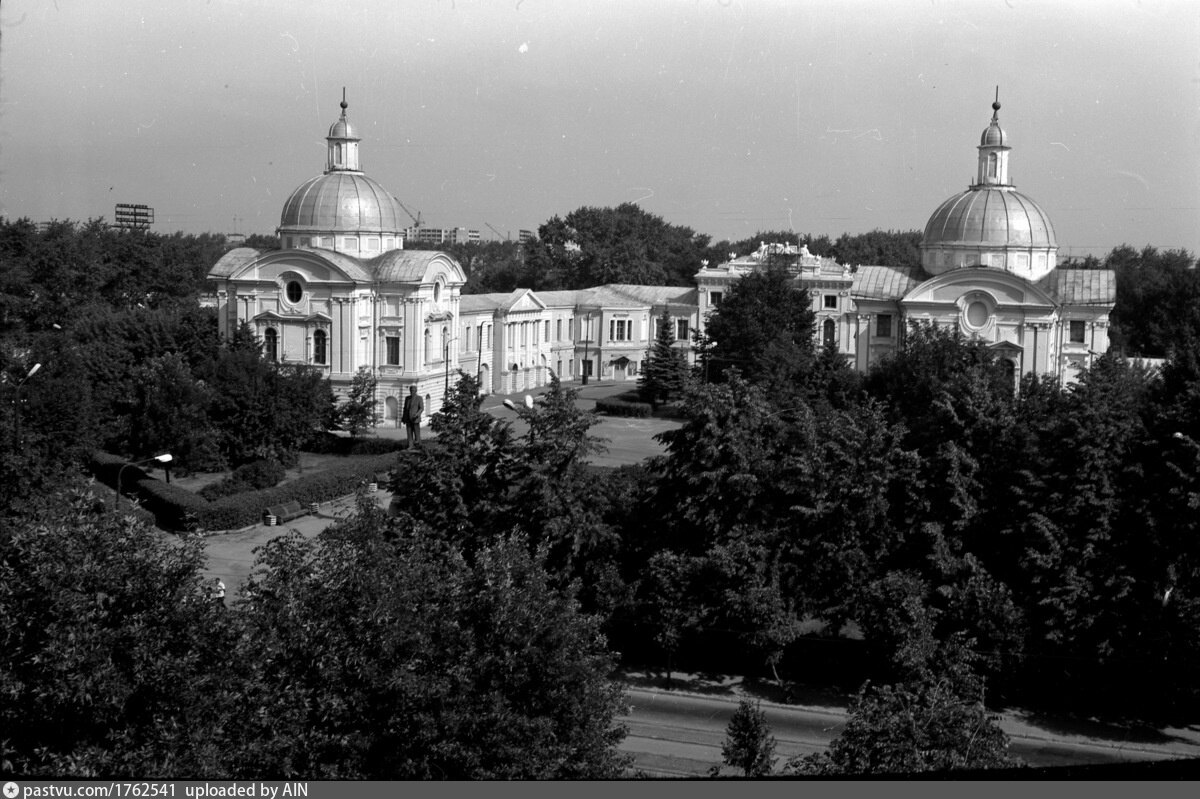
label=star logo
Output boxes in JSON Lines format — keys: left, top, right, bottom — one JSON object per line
{"left": 3, "top": 782, "right": 19, "bottom": 799}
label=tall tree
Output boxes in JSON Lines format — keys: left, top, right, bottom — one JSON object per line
{"left": 790, "top": 629, "right": 1014, "bottom": 776}
{"left": 340, "top": 366, "right": 380, "bottom": 439}
{"left": 230, "top": 506, "right": 629, "bottom": 779}
{"left": 0, "top": 487, "right": 232, "bottom": 777}
{"left": 530, "top": 203, "right": 710, "bottom": 289}
{"left": 638, "top": 307, "right": 691, "bottom": 409}
{"left": 699, "top": 265, "right": 816, "bottom": 390}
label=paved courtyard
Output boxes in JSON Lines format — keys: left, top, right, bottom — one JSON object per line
{"left": 195, "top": 380, "right": 682, "bottom": 602}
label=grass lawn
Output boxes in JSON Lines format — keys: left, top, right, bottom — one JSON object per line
{"left": 170, "top": 451, "right": 391, "bottom": 495}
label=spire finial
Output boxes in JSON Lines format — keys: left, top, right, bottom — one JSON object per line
{"left": 992, "top": 86, "right": 1001, "bottom": 118}
{"left": 340, "top": 87, "right": 348, "bottom": 113}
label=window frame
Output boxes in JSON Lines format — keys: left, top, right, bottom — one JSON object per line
{"left": 875, "top": 314, "right": 893, "bottom": 338}
{"left": 1069, "top": 320, "right": 1086, "bottom": 344}
{"left": 313, "top": 329, "right": 327, "bottom": 365}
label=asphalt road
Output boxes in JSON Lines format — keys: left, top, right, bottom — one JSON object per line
{"left": 618, "top": 687, "right": 1196, "bottom": 777}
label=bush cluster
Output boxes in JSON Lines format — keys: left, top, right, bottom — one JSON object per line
{"left": 304, "top": 431, "right": 410, "bottom": 456}
{"left": 198, "top": 459, "right": 287, "bottom": 501}
{"left": 91, "top": 451, "right": 401, "bottom": 533}
{"left": 595, "top": 397, "right": 652, "bottom": 418}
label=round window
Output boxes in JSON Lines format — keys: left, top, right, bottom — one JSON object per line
{"left": 966, "top": 300, "right": 989, "bottom": 328}
{"left": 286, "top": 281, "right": 303, "bottom": 304}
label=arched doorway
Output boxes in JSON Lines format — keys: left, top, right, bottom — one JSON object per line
{"left": 384, "top": 395, "right": 398, "bottom": 423}
{"left": 478, "top": 363, "right": 490, "bottom": 395}
{"left": 823, "top": 319, "right": 836, "bottom": 348}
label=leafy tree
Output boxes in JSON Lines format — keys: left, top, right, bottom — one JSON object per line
{"left": 207, "top": 347, "right": 335, "bottom": 466}
{"left": 791, "top": 636, "right": 1014, "bottom": 776}
{"left": 0, "top": 340, "right": 99, "bottom": 517}
{"left": 492, "top": 373, "right": 614, "bottom": 580}
{"left": 1107, "top": 245, "right": 1199, "bottom": 357}
{"left": 638, "top": 307, "right": 691, "bottom": 409}
{"left": 638, "top": 549, "right": 703, "bottom": 687}
{"left": 127, "top": 353, "right": 223, "bottom": 472}
{"left": 720, "top": 699, "right": 777, "bottom": 777}
{"left": 340, "top": 366, "right": 379, "bottom": 438}
{"left": 829, "top": 229, "right": 922, "bottom": 269}
{"left": 0, "top": 486, "right": 232, "bottom": 777}
{"left": 530, "top": 204, "right": 710, "bottom": 289}
{"left": 388, "top": 371, "right": 520, "bottom": 544}
{"left": 229, "top": 503, "right": 629, "bottom": 779}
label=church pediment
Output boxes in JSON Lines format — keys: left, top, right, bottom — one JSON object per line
{"left": 222, "top": 249, "right": 368, "bottom": 285}
{"left": 504, "top": 289, "right": 547, "bottom": 314}
{"left": 902, "top": 267, "right": 1057, "bottom": 309}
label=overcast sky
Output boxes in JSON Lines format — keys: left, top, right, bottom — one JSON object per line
{"left": 1, "top": 0, "right": 1197, "bottom": 258}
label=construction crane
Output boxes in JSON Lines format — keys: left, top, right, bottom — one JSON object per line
{"left": 394, "top": 197, "right": 423, "bottom": 230}
{"left": 485, "top": 222, "right": 509, "bottom": 241}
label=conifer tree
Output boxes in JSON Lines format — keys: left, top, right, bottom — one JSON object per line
{"left": 638, "top": 307, "right": 690, "bottom": 409}
{"left": 720, "top": 699, "right": 777, "bottom": 777}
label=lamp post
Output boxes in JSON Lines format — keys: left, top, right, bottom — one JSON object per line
{"left": 444, "top": 335, "right": 460, "bottom": 396}
{"left": 581, "top": 312, "right": 592, "bottom": 385}
{"left": 9, "top": 362, "right": 41, "bottom": 447}
{"left": 116, "top": 453, "right": 173, "bottom": 510}
{"left": 477, "top": 320, "right": 487, "bottom": 391}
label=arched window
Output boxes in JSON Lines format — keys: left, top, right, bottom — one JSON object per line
{"left": 988, "top": 153, "right": 998, "bottom": 178}
{"left": 424, "top": 328, "right": 432, "bottom": 363}
{"left": 313, "top": 330, "right": 327, "bottom": 364}
{"left": 823, "top": 319, "right": 836, "bottom": 347}
{"left": 263, "top": 328, "right": 278, "bottom": 362}
{"left": 441, "top": 326, "right": 448, "bottom": 360}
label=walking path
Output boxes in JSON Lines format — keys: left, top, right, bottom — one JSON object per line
{"left": 195, "top": 380, "right": 677, "bottom": 599}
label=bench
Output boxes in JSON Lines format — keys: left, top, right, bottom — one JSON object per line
{"left": 265, "top": 501, "right": 308, "bottom": 524}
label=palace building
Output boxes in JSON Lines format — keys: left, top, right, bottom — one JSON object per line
{"left": 208, "top": 95, "right": 1114, "bottom": 426}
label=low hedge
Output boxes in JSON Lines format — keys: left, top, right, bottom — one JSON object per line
{"left": 304, "top": 431, "right": 410, "bottom": 456}
{"left": 595, "top": 397, "right": 652, "bottom": 418}
{"left": 91, "top": 451, "right": 401, "bottom": 533}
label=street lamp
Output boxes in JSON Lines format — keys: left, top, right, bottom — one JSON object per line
{"left": 116, "top": 453, "right": 173, "bottom": 510}
{"left": 444, "top": 335, "right": 460, "bottom": 395}
{"left": 9, "top": 362, "right": 41, "bottom": 447}
{"left": 581, "top": 312, "right": 593, "bottom": 385}
{"left": 476, "top": 320, "right": 487, "bottom": 391}
{"left": 502, "top": 395, "right": 535, "bottom": 412}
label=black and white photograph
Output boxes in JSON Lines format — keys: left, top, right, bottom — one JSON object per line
{"left": 2, "top": 0, "right": 1199, "bottom": 784}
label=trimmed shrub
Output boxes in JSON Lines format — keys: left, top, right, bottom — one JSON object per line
{"left": 302, "top": 431, "right": 409, "bottom": 456}
{"left": 234, "top": 459, "right": 287, "bottom": 489}
{"left": 596, "top": 397, "right": 652, "bottom": 418}
{"left": 198, "top": 459, "right": 288, "bottom": 501}
{"left": 91, "top": 451, "right": 402, "bottom": 533}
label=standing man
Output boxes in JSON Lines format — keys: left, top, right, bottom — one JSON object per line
{"left": 402, "top": 385, "right": 424, "bottom": 447}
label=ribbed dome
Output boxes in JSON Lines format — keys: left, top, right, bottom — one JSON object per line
{"left": 329, "top": 116, "right": 359, "bottom": 140}
{"left": 279, "top": 172, "right": 407, "bottom": 234}
{"left": 924, "top": 187, "right": 1056, "bottom": 249}
{"left": 980, "top": 120, "right": 1007, "bottom": 147}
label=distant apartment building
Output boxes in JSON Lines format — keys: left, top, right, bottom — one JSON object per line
{"left": 404, "top": 226, "right": 481, "bottom": 246}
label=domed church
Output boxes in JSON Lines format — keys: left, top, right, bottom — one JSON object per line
{"left": 209, "top": 92, "right": 1116, "bottom": 430}
{"left": 699, "top": 95, "right": 1116, "bottom": 384}
{"left": 208, "top": 95, "right": 467, "bottom": 424}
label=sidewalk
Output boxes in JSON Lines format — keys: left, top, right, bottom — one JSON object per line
{"left": 197, "top": 380, "right": 675, "bottom": 600}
